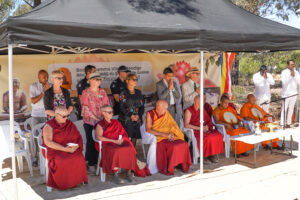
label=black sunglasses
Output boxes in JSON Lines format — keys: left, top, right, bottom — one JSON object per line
{"left": 131, "top": 79, "right": 138, "bottom": 82}
{"left": 103, "top": 111, "right": 113, "bottom": 114}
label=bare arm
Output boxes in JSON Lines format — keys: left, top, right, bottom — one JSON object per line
{"left": 184, "top": 109, "right": 200, "bottom": 131}
{"left": 145, "top": 112, "right": 171, "bottom": 138}
{"left": 43, "top": 125, "right": 77, "bottom": 153}
{"left": 113, "top": 94, "right": 120, "bottom": 102}
{"left": 95, "top": 124, "right": 123, "bottom": 145}
{"left": 31, "top": 93, "right": 44, "bottom": 104}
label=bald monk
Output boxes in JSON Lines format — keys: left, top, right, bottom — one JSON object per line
{"left": 146, "top": 100, "right": 192, "bottom": 175}
{"left": 43, "top": 106, "right": 88, "bottom": 190}
{"left": 219, "top": 93, "right": 238, "bottom": 113}
{"left": 185, "top": 95, "right": 224, "bottom": 164}
{"left": 213, "top": 96, "right": 254, "bottom": 157}
{"left": 240, "top": 94, "right": 282, "bottom": 150}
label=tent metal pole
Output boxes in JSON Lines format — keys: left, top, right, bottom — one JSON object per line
{"left": 8, "top": 44, "right": 18, "bottom": 200}
{"left": 199, "top": 51, "right": 204, "bottom": 174}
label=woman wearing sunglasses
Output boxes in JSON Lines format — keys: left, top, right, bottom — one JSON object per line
{"left": 80, "top": 72, "right": 109, "bottom": 173}
{"left": 119, "top": 73, "right": 144, "bottom": 147}
{"left": 44, "top": 70, "right": 73, "bottom": 119}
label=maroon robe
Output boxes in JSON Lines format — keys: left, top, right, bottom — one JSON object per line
{"left": 149, "top": 110, "right": 192, "bottom": 176}
{"left": 43, "top": 119, "right": 88, "bottom": 190}
{"left": 204, "top": 103, "right": 213, "bottom": 118}
{"left": 95, "top": 119, "right": 150, "bottom": 177}
{"left": 187, "top": 106, "right": 224, "bottom": 157}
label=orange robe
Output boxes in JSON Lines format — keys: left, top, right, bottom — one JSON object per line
{"left": 240, "top": 102, "right": 279, "bottom": 147}
{"left": 149, "top": 110, "right": 191, "bottom": 175}
{"left": 213, "top": 106, "right": 254, "bottom": 155}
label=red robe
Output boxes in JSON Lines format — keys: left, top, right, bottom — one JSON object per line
{"left": 149, "top": 110, "right": 192, "bottom": 175}
{"left": 204, "top": 103, "right": 213, "bottom": 118}
{"left": 95, "top": 119, "right": 150, "bottom": 177}
{"left": 43, "top": 119, "right": 88, "bottom": 190}
{"left": 188, "top": 106, "right": 224, "bottom": 157}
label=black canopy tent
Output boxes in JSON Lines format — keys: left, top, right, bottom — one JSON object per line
{"left": 0, "top": 0, "right": 300, "bottom": 53}
{"left": 0, "top": 0, "right": 300, "bottom": 199}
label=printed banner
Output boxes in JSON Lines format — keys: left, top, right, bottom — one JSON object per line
{"left": 0, "top": 53, "right": 221, "bottom": 114}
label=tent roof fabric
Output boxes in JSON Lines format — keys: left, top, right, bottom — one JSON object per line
{"left": 0, "top": 0, "right": 300, "bottom": 52}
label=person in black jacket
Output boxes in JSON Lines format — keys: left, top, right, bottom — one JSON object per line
{"left": 44, "top": 70, "right": 73, "bottom": 119}
{"left": 119, "top": 73, "right": 144, "bottom": 147}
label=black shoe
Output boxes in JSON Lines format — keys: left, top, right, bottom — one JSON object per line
{"left": 32, "top": 160, "right": 38, "bottom": 167}
{"left": 208, "top": 156, "right": 219, "bottom": 163}
{"left": 241, "top": 152, "right": 249, "bottom": 157}
{"left": 113, "top": 173, "right": 125, "bottom": 184}
{"left": 263, "top": 145, "right": 271, "bottom": 150}
{"left": 274, "top": 145, "right": 285, "bottom": 151}
{"left": 126, "top": 171, "right": 135, "bottom": 183}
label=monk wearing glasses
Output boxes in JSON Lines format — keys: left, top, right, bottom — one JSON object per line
{"left": 43, "top": 106, "right": 88, "bottom": 190}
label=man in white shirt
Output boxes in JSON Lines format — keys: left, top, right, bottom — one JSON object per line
{"left": 156, "top": 67, "right": 181, "bottom": 125}
{"left": 30, "top": 70, "right": 50, "bottom": 126}
{"left": 182, "top": 67, "right": 200, "bottom": 110}
{"left": 253, "top": 65, "right": 275, "bottom": 112}
{"left": 280, "top": 60, "right": 300, "bottom": 127}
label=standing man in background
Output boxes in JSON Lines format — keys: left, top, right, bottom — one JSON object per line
{"left": 110, "top": 65, "right": 131, "bottom": 115}
{"left": 77, "top": 65, "right": 96, "bottom": 98}
{"left": 156, "top": 67, "right": 181, "bottom": 125}
{"left": 280, "top": 60, "right": 300, "bottom": 128}
{"left": 253, "top": 65, "right": 275, "bottom": 112}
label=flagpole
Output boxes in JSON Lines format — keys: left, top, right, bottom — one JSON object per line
{"left": 8, "top": 44, "right": 18, "bottom": 200}
{"left": 199, "top": 51, "right": 204, "bottom": 174}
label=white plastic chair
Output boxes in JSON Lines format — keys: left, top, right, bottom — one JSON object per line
{"left": 140, "top": 123, "right": 158, "bottom": 174}
{"left": 211, "top": 117, "right": 231, "bottom": 158}
{"left": 183, "top": 128, "right": 199, "bottom": 164}
{"left": 23, "top": 117, "right": 37, "bottom": 160}
{"left": 92, "top": 130, "right": 106, "bottom": 182}
{"left": 73, "top": 120, "right": 87, "bottom": 156}
{"left": 32, "top": 123, "right": 45, "bottom": 175}
{"left": 0, "top": 121, "right": 33, "bottom": 183}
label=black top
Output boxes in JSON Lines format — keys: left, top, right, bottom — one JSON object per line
{"left": 119, "top": 88, "right": 144, "bottom": 124}
{"left": 76, "top": 77, "right": 89, "bottom": 96}
{"left": 110, "top": 77, "right": 127, "bottom": 95}
{"left": 44, "top": 86, "right": 72, "bottom": 111}
{"left": 110, "top": 77, "right": 127, "bottom": 114}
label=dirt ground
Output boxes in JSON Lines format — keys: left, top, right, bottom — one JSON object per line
{"left": 1, "top": 134, "right": 299, "bottom": 200}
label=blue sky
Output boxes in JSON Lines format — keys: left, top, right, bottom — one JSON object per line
{"left": 266, "top": 14, "right": 300, "bottom": 29}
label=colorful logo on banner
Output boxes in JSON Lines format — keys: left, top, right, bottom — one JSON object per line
{"left": 221, "top": 52, "right": 235, "bottom": 98}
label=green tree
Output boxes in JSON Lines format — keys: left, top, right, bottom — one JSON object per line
{"left": 0, "top": 0, "right": 14, "bottom": 23}
{"left": 232, "top": 0, "right": 300, "bottom": 20}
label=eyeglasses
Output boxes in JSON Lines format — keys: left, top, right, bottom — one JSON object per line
{"left": 55, "top": 77, "right": 63, "bottom": 80}
{"left": 57, "top": 113, "right": 69, "bottom": 119}
{"left": 94, "top": 78, "right": 102, "bottom": 81}
{"left": 130, "top": 79, "right": 138, "bottom": 82}
{"left": 103, "top": 111, "right": 113, "bottom": 114}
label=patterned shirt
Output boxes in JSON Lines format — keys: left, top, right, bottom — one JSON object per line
{"left": 80, "top": 88, "right": 110, "bottom": 126}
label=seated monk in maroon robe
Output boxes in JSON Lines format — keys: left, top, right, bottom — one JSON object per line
{"left": 146, "top": 100, "right": 192, "bottom": 175}
{"left": 95, "top": 105, "right": 150, "bottom": 184}
{"left": 43, "top": 106, "right": 88, "bottom": 190}
{"left": 185, "top": 95, "right": 224, "bottom": 164}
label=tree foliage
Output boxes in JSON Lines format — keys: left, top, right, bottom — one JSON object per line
{"left": 238, "top": 50, "right": 300, "bottom": 78}
{"left": 232, "top": 0, "right": 300, "bottom": 21}
{"left": 0, "top": 0, "right": 14, "bottom": 22}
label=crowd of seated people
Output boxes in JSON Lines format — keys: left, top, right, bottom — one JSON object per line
{"left": 23, "top": 64, "right": 284, "bottom": 190}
